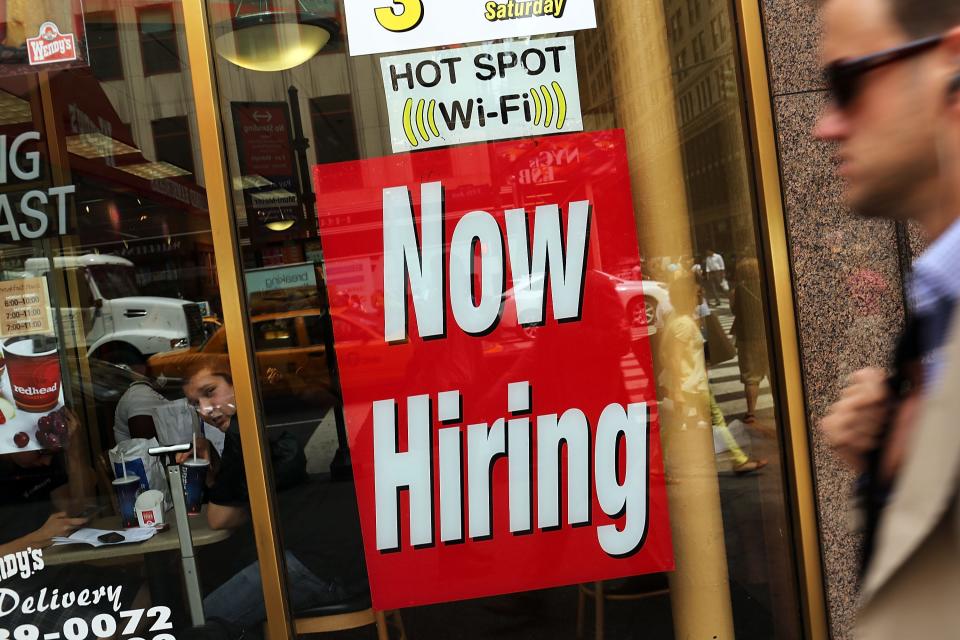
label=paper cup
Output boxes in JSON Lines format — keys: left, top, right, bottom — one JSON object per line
{"left": 136, "top": 489, "right": 166, "bottom": 528}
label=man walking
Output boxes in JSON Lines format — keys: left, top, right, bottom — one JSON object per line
{"left": 815, "top": 0, "right": 960, "bottom": 637}
{"left": 703, "top": 249, "right": 725, "bottom": 306}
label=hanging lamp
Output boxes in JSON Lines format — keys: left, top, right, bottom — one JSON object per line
{"left": 262, "top": 209, "right": 297, "bottom": 231}
{"left": 215, "top": 0, "right": 340, "bottom": 72}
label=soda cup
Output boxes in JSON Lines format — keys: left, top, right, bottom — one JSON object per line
{"left": 181, "top": 459, "right": 209, "bottom": 515}
{"left": 112, "top": 476, "right": 143, "bottom": 528}
{"left": 3, "top": 335, "right": 61, "bottom": 412}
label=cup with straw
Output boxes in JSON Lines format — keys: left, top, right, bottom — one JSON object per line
{"left": 112, "top": 450, "right": 142, "bottom": 528}
{"left": 182, "top": 432, "right": 209, "bottom": 516}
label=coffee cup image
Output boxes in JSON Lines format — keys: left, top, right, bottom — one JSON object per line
{"left": 2, "top": 335, "right": 61, "bottom": 413}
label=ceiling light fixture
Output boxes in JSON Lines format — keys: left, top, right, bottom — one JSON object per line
{"left": 261, "top": 209, "right": 296, "bottom": 232}
{"left": 215, "top": 0, "right": 340, "bottom": 72}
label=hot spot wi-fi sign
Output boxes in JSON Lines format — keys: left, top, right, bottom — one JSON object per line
{"left": 314, "top": 130, "right": 672, "bottom": 609}
{"left": 379, "top": 36, "right": 584, "bottom": 153}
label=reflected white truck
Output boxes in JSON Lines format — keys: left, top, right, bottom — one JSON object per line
{"left": 22, "top": 254, "right": 204, "bottom": 366}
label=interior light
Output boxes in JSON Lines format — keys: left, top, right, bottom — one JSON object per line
{"left": 215, "top": 0, "right": 339, "bottom": 72}
{"left": 119, "top": 162, "right": 192, "bottom": 180}
{"left": 262, "top": 209, "right": 296, "bottom": 232}
{"left": 0, "top": 91, "right": 32, "bottom": 125}
{"left": 66, "top": 133, "right": 140, "bottom": 159}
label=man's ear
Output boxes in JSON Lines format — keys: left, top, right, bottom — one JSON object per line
{"left": 945, "top": 27, "right": 960, "bottom": 107}
{"left": 949, "top": 73, "right": 960, "bottom": 105}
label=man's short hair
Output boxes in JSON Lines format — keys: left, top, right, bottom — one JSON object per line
{"left": 890, "top": 0, "right": 960, "bottom": 38}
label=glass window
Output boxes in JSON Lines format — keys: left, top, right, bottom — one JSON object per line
{"left": 86, "top": 11, "right": 124, "bottom": 81}
{"left": 252, "top": 318, "right": 296, "bottom": 351}
{"left": 138, "top": 4, "right": 181, "bottom": 76}
{"left": 310, "top": 95, "right": 359, "bottom": 165}
{"left": 86, "top": 263, "right": 140, "bottom": 299}
{"left": 202, "top": 0, "right": 805, "bottom": 637}
{"left": 693, "top": 31, "right": 706, "bottom": 63}
{"left": 303, "top": 313, "right": 326, "bottom": 345}
{"left": 0, "top": 4, "right": 260, "bottom": 638}
{"left": 151, "top": 116, "right": 195, "bottom": 175}
{"left": 711, "top": 15, "right": 728, "bottom": 49}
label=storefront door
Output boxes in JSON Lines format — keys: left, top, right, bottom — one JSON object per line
{"left": 188, "top": 0, "right": 818, "bottom": 638}
{"left": 0, "top": 1, "right": 824, "bottom": 639}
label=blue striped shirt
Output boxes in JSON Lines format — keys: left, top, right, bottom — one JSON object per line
{"left": 909, "top": 218, "right": 960, "bottom": 386}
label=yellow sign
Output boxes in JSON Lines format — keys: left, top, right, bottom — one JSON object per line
{"left": 0, "top": 277, "right": 51, "bottom": 337}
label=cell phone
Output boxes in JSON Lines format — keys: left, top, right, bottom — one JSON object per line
{"left": 147, "top": 443, "right": 192, "bottom": 457}
{"left": 97, "top": 532, "right": 124, "bottom": 544}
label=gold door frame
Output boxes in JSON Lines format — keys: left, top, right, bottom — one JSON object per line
{"left": 733, "top": 0, "right": 830, "bottom": 638}
{"left": 179, "top": 0, "right": 830, "bottom": 637}
{"left": 181, "top": 2, "right": 294, "bottom": 639}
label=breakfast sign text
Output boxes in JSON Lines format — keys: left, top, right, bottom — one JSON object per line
{"left": 314, "top": 130, "right": 672, "bottom": 609}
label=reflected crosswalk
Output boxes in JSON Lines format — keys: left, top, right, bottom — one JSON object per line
{"left": 620, "top": 306, "right": 773, "bottom": 422}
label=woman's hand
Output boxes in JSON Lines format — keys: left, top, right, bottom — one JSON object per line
{"left": 33, "top": 512, "right": 88, "bottom": 548}
{"left": 63, "top": 408, "right": 81, "bottom": 439}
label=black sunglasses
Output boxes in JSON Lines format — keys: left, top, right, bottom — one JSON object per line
{"left": 824, "top": 34, "right": 944, "bottom": 108}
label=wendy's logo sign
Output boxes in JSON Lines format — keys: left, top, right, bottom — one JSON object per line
{"left": 27, "top": 22, "right": 77, "bottom": 66}
{"left": 314, "top": 130, "right": 673, "bottom": 609}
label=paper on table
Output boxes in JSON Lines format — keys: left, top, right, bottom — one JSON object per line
{"left": 52, "top": 527, "right": 158, "bottom": 547}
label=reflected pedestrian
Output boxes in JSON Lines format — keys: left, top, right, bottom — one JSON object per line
{"left": 730, "top": 257, "right": 769, "bottom": 426}
{"left": 704, "top": 249, "right": 726, "bottom": 306}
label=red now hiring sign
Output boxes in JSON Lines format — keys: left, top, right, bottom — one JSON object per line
{"left": 313, "top": 129, "right": 672, "bottom": 609}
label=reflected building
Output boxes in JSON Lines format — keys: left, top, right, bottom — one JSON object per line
{"left": 663, "top": 0, "right": 755, "bottom": 262}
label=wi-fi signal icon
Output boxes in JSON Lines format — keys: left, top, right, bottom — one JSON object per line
{"left": 529, "top": 82, "right": 568, "bottom": 130}
{"left": 402, "top": 98, "right": 440, "bottom": 148}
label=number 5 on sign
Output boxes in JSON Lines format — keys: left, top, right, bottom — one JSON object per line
{"left": 375, "top": 0, "right": 424, "bottom": 32}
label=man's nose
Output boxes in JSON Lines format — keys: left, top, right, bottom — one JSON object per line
{"left": 813, "top": 102, "right": 848, "bottom": 141}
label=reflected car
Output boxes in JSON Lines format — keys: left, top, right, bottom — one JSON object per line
{"left": 611, "top": 276, "right": 671, "bottom": 328}
{"left": 147, "top": 310, "right": 329, "bottom": 401}
{"left": 146, "top": 310, "right": 410, "bottom": 403}
{"left": 500, "top": 273, "right": 671, "bottom": 340}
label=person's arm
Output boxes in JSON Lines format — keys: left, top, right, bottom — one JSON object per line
{"left": 206, "top": 503, "right": 250, "bottom": 530}
{"left": 0, "top": 512, "right": 88, "bottom": 554}
{"left": 50, "top": 410, "right": 96, "bottom": 514}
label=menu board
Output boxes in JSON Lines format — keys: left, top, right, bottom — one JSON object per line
{"left": 0, "top": 277, "right": 52, "bottom": 337}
